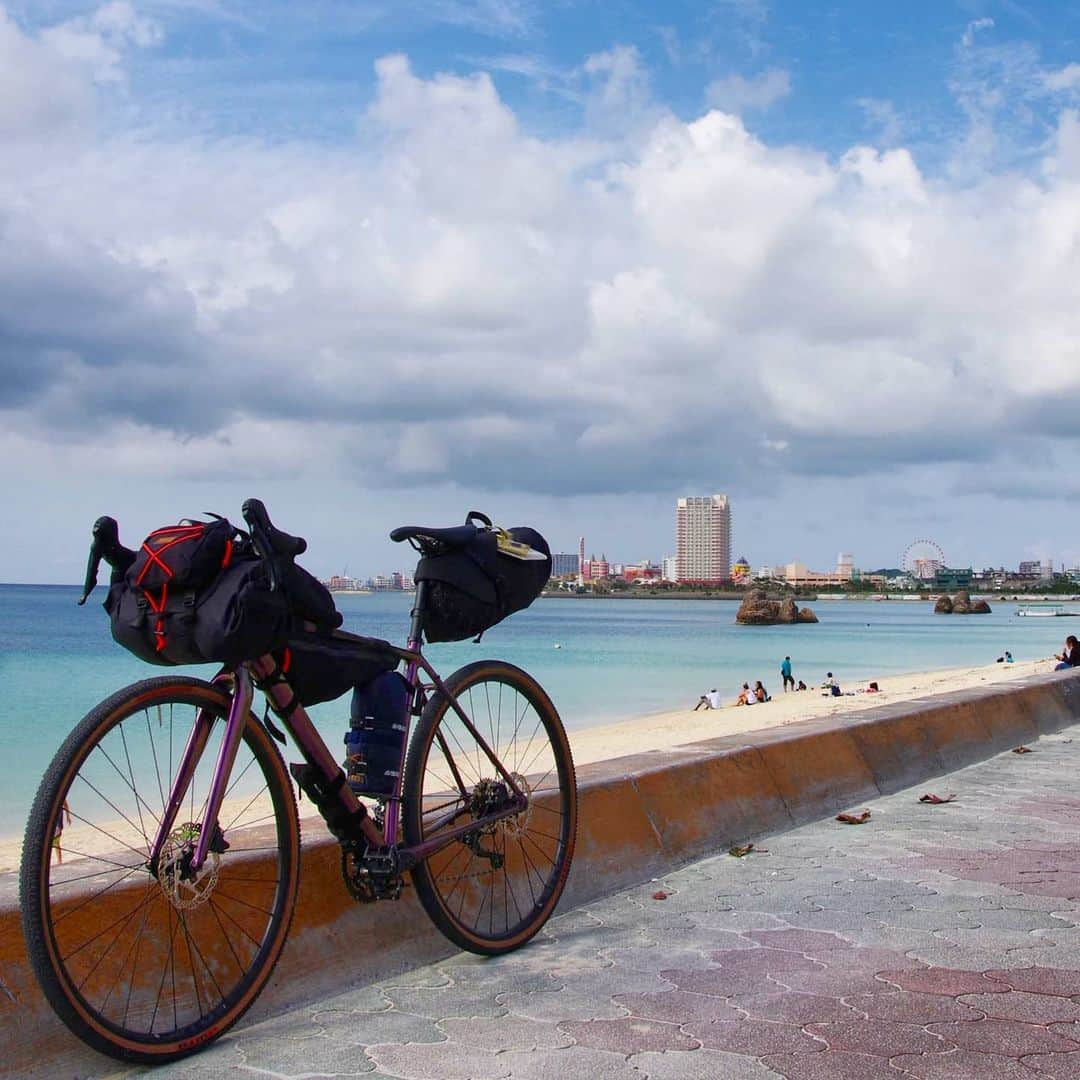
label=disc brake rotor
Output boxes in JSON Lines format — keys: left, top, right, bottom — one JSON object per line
{"left": 157, "top": 823, "right": 220, "bottom": 910}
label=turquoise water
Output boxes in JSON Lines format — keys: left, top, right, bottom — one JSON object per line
{"left": 0, "top": 585, "right": 1070, "bottom": 835}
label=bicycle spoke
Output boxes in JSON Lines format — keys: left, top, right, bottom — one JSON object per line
{"left": 27, "top": 678, "right": 299, "bottom": 1058}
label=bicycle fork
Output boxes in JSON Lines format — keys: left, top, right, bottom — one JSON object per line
{"left": 147, "top": 669, "right": 254, "bottom": 877}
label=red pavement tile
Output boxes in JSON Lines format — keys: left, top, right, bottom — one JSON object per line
{"left": 845, "top": 990, "right": 986, "bottom": 1024}
{"left": 879, "top": 968, "right": 1012, "bottom": 996}
{"left": 688, "top": 1018, "right": 824, "bottom": 1056}
{"left": 732, "top": 990, "right": 862, "bottom": 1024}
{"left": 612, "top": 989, "right": 743, "bottom": 1024}
{"left": 741, "top": 929, "right": 858, "bottom": 957}
{"left": 762, "top": 1050, "right": 909, "bottom": 1079}
{"left": 709, "top": 947, "right": 827, "bottom": 977}
{"left": 1022, "top": 1050, "right": 1080, "bottom": 1077}
{"left": 804, "top": 1019, "right": 953, "bottom": 1057}
{"left": 986, "top": 967, "right": 1080, "bottom": 997}
{"left": 556, "top": 1017, "right": 699, "bottom": 1054}
{"left": 891, "top": 1048, "right": 1041, "bottom": 1079}
{"left": 926, "top": 1019, "right": 1080, "bottom": 1057}
{"left": 959, "top": 990, "right": 1080, "bottom": 1024}
{"left": 780, "top": 967, "right": 896, "bottom": 998}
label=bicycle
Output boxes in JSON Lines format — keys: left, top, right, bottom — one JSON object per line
{"left": 20, "top": 499, "right": 577, "bottom": 1064}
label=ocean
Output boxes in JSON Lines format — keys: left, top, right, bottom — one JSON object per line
{"left": 0, "top": 584, "right": 1071, "bottom": 837}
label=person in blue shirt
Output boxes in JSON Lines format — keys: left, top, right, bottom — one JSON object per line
{"left": 780, "top": 656, "right": 794, "bottom": 692}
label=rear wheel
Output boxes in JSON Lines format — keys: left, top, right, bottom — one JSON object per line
{"left": 20, "top": 676, "right": 300, "bottom": 1064}
{"left": 402, "top": 661, "right": 577, "bottom": 954}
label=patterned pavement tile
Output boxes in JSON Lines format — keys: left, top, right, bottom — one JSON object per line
{"left": 986, "top": 967, "right": 1080, "bottom": 997}
{"left": 804, "top": 1019, "right": 953, "bottom": 1057}
{"left": 1021, "top": 1051, "right": 1080, "bottom": 1077}
{"left": 958, "top": 989, "right": 1080, "bottom": 1024}
{"left": 437, "top": 1015, "right": 573, "bottom": 1051}
{"left": 365, "top": 1042, "right": 509, "bottom": 1080}
{"left": 877, "top": 967, "right": 1014, "bottom": 995}
{"left": 496, "top": 1045, "right": 641, "bottom": 1080}
{"left": 730, "top": 989, "right": 864, "bottom": 1025}
{"left": 238, "top": 1035, "right": 378, "bottom": 1076}
{"left": 557, "top": 1016, "right": 700, "bottom": 1054}
{"left": 891, "top": 1048, "right": 1047, "bottom": 1078}
{"left": 843, "top": 990, "right": 986, "bottom": 1024}
{"left": 612, "top": 989, "right": 744, "bottom": 1024}
{"left": 926, "top": 1019, "right": 1080, "bottom": 1056}
{"left": 687, "top": 1017, "right": 824, "bottom": 1056}
{"left": 628, "top": 1047, "right": 779, "bottom": 1079}
{"left": 761, "top": 1050, "right": 910, "bottom": 1079}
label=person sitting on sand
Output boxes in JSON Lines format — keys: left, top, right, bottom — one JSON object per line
{"left": 822, "top": 672, "right": 841, "bottom": 697}
{"left": 996, "top": 651, "right": 1014, "bottom": 664}
{"left": 1055, "top": 636, "right": 1080, "bottom": 670}
{"left": 754, "top": 680, "right": 770, "bottom": 703}
{"left": 695, "top": 688, "right": 723, "bottom": 709}
{"left": 736, "top": 683, "right": 754, "bottom": 706}
{"left": 796, "top": 679, "right": 807, "bottom": 691}
{"left": 866, "top": 681, "right": 880, "bottom": 693}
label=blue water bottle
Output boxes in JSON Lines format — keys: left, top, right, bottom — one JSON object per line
{"left": 344, "top": 672, "right": 409, "bottom": 796}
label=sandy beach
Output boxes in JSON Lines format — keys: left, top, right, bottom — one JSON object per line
{"left": 565, "top": 655, "right": 1053, "bottom": 768}
{"left": 0, "top": 656, "right": 1057, "bottom": 874}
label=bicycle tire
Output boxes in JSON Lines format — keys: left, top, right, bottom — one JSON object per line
{"left": 402, "top": 660, "right": 577, "bottom": 955}
{"left": 20, "top": 675, "right": 300, "bottom": 1064}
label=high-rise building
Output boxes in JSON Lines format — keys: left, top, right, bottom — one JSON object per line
{"left": 551, "top": 552, "right": 580, "bottom": 577}
{"left": 676, "top": 495, "right": 731, "bottom": 584}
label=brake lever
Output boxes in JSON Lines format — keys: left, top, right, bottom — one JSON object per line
{"left": 78, "top": 517, "right": 121, "bottom": 605}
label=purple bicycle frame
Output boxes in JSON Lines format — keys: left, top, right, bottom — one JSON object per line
{"left": 149, "top": 587, "right": 528, "bottom": 874}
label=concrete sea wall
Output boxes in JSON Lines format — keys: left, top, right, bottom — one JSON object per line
{"left": 2, "top": 670, "right": 1079, "bottom": 1073}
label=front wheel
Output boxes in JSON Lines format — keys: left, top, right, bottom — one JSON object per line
{"left": 20, "top": 676, "right": 300, "bottom": 1064}
{"left": 403, "top": 661, "right": 577, "bottom": 955}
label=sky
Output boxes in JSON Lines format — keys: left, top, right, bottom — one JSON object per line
{"left": 4, "top": 0, "right": 1080, "bottom": 583}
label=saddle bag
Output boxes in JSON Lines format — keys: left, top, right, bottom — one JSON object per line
{"left": 106, "top": 518, "right": 291, "bottom": 666}
{"left": 272, "top": 631, "right": 400, "bottom": 707}
{"left": 414, "top": 526, "right": 551, "bottom": 643}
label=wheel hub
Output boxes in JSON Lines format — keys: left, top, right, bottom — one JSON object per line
{"left": 157, "top": 823, "right": 220, "bottom": 910}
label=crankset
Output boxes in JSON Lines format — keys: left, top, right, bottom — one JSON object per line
{"left": 341, "top": 845, "right": 405, "bottom": 903}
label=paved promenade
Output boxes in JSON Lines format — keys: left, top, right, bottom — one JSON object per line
{"left": 84, "top": 729, "right": 1080, "bottom": 1078}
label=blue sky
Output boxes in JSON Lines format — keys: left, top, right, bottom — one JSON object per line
{"left": 3, "top": 1, "right": 1080, "bottom": 581}
{"left": 13, "top": 0, "right": 1080, "bottom": 154}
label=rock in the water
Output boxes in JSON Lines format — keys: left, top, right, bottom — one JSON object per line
{"left": 736, "top": 588, "right": 818, "bottom": 625}
{"left": 935, "top": 590, "right": 991, "bottom": 614}
{"left": 777, "top": 598, "right": 799, "bottom": 624}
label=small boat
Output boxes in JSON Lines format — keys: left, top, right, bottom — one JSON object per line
{"left": 1016, "top": 605, "right": 1080, "bottom": 617}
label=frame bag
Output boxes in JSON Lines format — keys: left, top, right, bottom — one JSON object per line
{"left": 106, "top": 518, "right": 290, "bottom": 666}
{"left": 272, "top": 631, "right": 399, "bottom": 707}
{"left": 415, "top": 526, "right": 551, "bottom": 643}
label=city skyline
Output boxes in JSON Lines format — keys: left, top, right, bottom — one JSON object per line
{"left": 3, "top": 2, "right": 1080, "bottom": 583}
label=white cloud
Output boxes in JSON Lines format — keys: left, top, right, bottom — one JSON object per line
{"left": 1046, "top": 63, "right": 1080, "bottom": 93}
{"left": 5, "top": 14, "right": 1080, "bottom": 575}
{"left": 961, "top": 17, "right": 994, "bottom": 50}
{"left": 706, "top": 67, "right": 790, "bottom": 113}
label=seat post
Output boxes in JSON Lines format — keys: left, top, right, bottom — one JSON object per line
{"left": 408, "top": 580, "right": 428, "bottom": 647}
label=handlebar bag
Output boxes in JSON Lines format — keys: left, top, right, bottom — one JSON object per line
{"left": 414, "top": 526, "right": 551, "bottom": 643}
{"left": 106, "top": 519, "right": 290, "bottom": 666}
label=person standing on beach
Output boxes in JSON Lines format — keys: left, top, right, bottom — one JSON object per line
{"left": 780, "top": 656, "right": 794, "bottom": 692}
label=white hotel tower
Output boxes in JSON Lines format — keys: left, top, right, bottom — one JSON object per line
{"left": 676, "top": 495, "right": 732, "bottom": 585}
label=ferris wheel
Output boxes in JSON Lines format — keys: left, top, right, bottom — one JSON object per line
{"left": 902, "top": 539, "right": 945, "bottom": 580}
